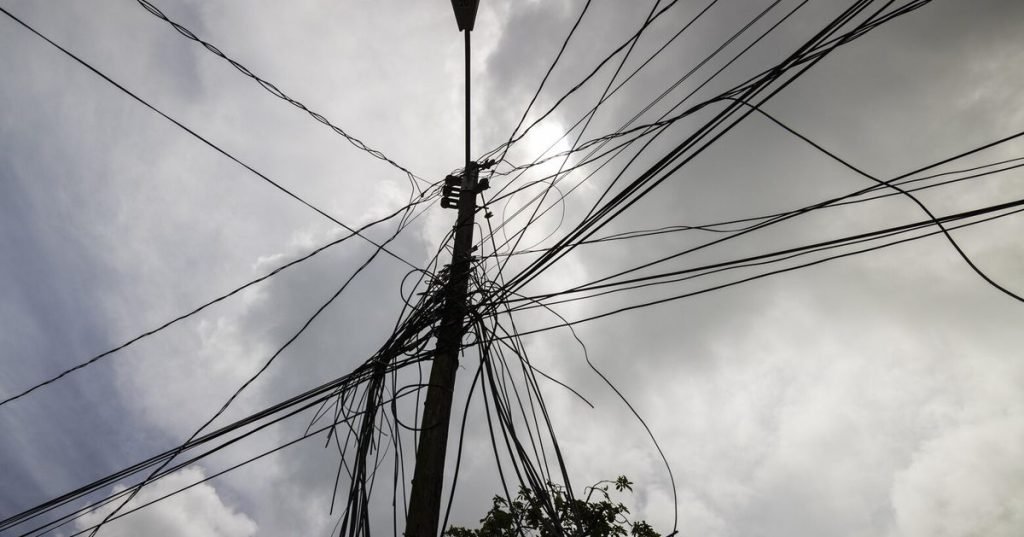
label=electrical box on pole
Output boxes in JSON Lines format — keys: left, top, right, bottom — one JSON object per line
{"left": 440, "top": 174, "right": 462, "bottom": 209}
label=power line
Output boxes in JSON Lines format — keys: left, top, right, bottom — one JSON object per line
{"left": 497, "top": 200, "right": 1024, "bottom": 338}
{"left": 479, "top": 151, "right": 1024, "bottom": 259}
{"left": 480, "top": 0, "right": 792, "bottom": 261}
{"left": 510, "top": 196, "right": 1024, "bottom": 310}
{"left": 489, "top": 0, "right": 681, "bottom": 284}
{"left": 6, "top": 240, "right": 451, "bottom": 535}
{"left": 731, "top": 97, "right": 1024, "bottom": 303}
{"left": 0, "top": 5, "right": 426, "bottom": 273}
{"left": 568, "top": 125, "right": 1024, "bottom": 301}
{"left": 485, "top": 0, "right": 684, "bottom": 166}
{"left": 10, "top": 4, "right": 992, "bottom": 537}
{"left": 84, "top": 216, "right": 417, "bottom": 536}
{"left": 486, "top": 0, "right": 595, "bottom": 173}
{"left": 131, "top": 0, "right": 427, "bottom": 192}
{"left": 498, "top": 0, "right": 895, "bottom": 300}
{"left": 0, "top": 201, "right": 428, "bottom": 409}
{"left": 6, "top": 354, "right": 433, "bottom": 536}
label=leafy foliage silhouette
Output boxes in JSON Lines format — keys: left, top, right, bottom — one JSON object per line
{"left": 446, "top": 476, "right": 659, "bottom": 537}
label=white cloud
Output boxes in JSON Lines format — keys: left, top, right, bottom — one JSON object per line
{"left": 890, "top": 416, "right": 1024, "bottom": 537}
{"left": 75, "top": 467, "right": 257, "bottom": 537}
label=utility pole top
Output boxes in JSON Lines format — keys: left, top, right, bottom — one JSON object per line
{"left": 450, "top": 0, "right": 480, "bottom": 31}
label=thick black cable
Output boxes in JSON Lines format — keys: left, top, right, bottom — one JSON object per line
{"left": 132, "top": 0, "right": 426, "bottom": 191}
{"left": 574, "top": 0, "right": 786, "bottom": 228}
{"left": 484, "top": 152, "right": 1024, "bottom": 260}
{"left": 49, "top": 386, "right": 429, "bottom": 537}
{"left": 5, "top": 350, "right": 432, "bottom": 535}
{"left": 510, "top": 196, "right": 1024, "bottom": 309}
{"left": 503, "top": 0, "right": 881, "bottom": 295}
{"left": 85, "top": 216, "right": 412, "bottom": 536}
{"left": 8, "top": 220, "right": 449, "bottom": 534}
{"left": 0, "top": 5, "right": 424, "bottom": 273}
{"left": 562, "top": 126, "right": 1024, "bottom": 297}
{"left": 493, "top": 0, "right": 670, "bottom": 280}
{"left": 0, "top": 200, "right": 431, "bottom": 409}
{"left": 481, "top": 0, "right": 807, "bottom": 226}
{"left": 732, "top": 98, "right": 1024, "bottom": 303}
{"left": 488, "top": 0, "right": 595, "bottom": 176}
{"left": 482, "top": 0, "right": 789, "bottom": 277}
{"left": 498, "top": 288, "right": 680, "bottom": 534}
{"left": 498, "top": 203, "right": 1024, "bottom": 339}
{"left": 487, "top": 151, "right": 1024, "bottom": 257}
{"left": 503, "top": 2, "right": 927, "bottom": 302}
{"left": 487, "top": 0, "right": 723, "bottom": 199}
{"left": 487, "top": 0, "right": 685, "bottom": 166}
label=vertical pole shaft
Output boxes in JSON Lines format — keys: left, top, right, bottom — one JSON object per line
{"left": 465, "top": 29, "right": 471, "bottom": 171}
{"left": 405, "top": 29, "right": 474, "bottom": 537}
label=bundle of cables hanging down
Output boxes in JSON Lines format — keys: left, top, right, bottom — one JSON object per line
{"left": 10, "top": 1, "right": 1024, "bottom": 537}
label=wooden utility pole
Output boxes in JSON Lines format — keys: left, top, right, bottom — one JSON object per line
{"left": 405, "top": 2, "right": 481, "bottom": 536}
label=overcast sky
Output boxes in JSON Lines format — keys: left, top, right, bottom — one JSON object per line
{"left": 2, "top": 1, "right": 1024, "bottom": 536}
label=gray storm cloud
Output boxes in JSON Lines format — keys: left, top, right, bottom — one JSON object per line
{"left": 2, "top": 1, "right": 1023, "bottom": 536}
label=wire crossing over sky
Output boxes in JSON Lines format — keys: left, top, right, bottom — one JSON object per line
{"left": 2, "top": 1, "right": 1022, "bottom": 536}
{"left": 131, "top": 0, "right": 429, "bottom": 193}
